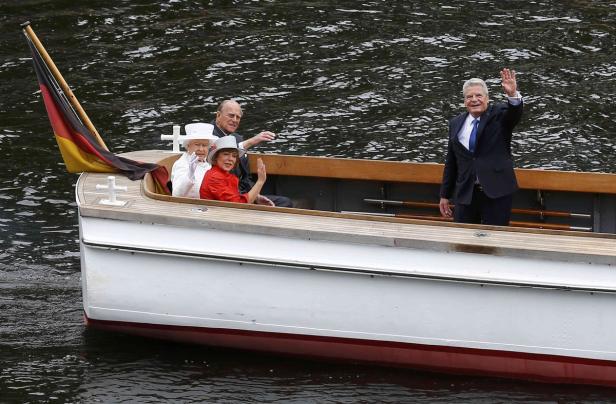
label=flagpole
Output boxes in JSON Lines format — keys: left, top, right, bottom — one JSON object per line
{"left": 21, "top": 21, "right": 109, "bottom": 151}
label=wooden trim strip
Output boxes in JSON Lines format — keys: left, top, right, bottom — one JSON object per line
{"left": 248, "top": 154, "right": 616, "bottom": 194}
{"left": 342, "top": 211, "right": 592, "bottom": 231}
{"left": 251, "top": 153, "right": 443, "bottom": 183}
{"left": 363, "top": 198, "right": 592, "bottom": 219}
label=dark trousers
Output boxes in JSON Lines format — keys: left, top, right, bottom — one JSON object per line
{"left": 264, "top": 194, "right": 293, "bottom": 208}
{"left": 454, "top": 185, "right": 513, "bottom": 226}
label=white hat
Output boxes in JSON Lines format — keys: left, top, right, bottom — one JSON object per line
{"left": 183, "top": 123, "right": 217, "bottom": 148}
{"left": 207, "top": 136, "right": 246, "bottom": 164}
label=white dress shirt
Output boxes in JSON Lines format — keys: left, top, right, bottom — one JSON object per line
{"left": 458, "top": 115, "right": 480, "bottom": 151}
{"left": 457, "top": 92, "right": 523, "bottom": 151}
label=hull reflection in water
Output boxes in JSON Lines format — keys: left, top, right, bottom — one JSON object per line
{"left": 78, "top": 150, "right": 616, "bottom": 387}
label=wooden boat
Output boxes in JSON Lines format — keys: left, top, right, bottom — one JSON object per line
{"left": 78, "top": 149, "right": 616, "bottom": 387}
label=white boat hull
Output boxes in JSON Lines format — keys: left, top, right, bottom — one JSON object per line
{"left": 80, "top": 215, "right": 616, "bottom": 386}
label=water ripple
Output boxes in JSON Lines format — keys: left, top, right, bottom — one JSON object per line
{"left": 1, "top": 0, "right": 616, "bottom": 401}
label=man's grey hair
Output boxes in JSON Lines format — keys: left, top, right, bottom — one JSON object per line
{"left": 217, "top": 99, "right": 243, "bottom": 116}
{"left": 462, "top": 78, "right": 489, "bottom": 97}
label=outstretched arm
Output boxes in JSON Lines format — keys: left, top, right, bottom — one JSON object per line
{"left": 246, "top": 158, "right": 267, "bottom": 203}
{"left": 242, "top": 131, "right": 276, "bottom": 150}
{"left": 501, "top": 68, "right": 524, "bottom": 128}
{"left": 501, "top": 68, "right": 518, "bottom": 97}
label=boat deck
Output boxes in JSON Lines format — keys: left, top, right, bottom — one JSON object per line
{"left": 77, "top": 150, "right": 616, "bottom": 266}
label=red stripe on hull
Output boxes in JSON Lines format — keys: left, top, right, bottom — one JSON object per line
{"left": 84, "top": 315, "right": 616, "bottom": 387}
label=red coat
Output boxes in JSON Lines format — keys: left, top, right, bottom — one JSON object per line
{"left": 200, "top": 165, "right": 249, "bottom": 203}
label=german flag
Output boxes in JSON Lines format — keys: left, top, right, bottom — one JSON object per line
{"left": 26, "top": 35, "right": 170, "bottom": 194}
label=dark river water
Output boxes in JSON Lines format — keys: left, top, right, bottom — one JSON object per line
{"left": 2, "top": 0, "right": 616, "bottom": 402}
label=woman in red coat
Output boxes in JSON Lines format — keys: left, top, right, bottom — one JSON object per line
{"left": 199, "top": 136, "right": 267, "bottom": 204}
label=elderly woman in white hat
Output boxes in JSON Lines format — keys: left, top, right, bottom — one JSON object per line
{"left": 170, "top": 123, "right": 218, "bottom": 198}
{"left": 199, "top": 136, "right": 270, "bottom": 205}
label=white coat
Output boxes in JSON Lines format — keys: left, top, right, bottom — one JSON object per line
{"left": 171, "top": 153, "right": 211, "bottom": 198}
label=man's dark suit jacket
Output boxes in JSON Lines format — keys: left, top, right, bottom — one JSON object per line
{"left": 211, "top": 121, "right": 253, "bottom": 194}
{"left": 439, "top": 101, "right": 523, "bottom": 205}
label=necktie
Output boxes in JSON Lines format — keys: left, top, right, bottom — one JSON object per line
{"left": 468, "top": 118, "right": 479, "bottom": 154}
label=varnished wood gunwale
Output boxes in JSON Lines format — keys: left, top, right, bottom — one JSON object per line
{"left": 154, "top": 151, "right": 616, "bottom": 194}
{"left": 143, "top": 151, "right": 614, "bottom": 240}
{"left": 249, "top": 153, "right": 616, "bottom": 194}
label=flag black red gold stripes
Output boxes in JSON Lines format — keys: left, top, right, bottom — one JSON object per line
{"left": 26, "top": 36, "right": 170, "bottom": 194}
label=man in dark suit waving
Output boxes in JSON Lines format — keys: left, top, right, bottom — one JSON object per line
{"left": 439, "top": 68, "right": 523, "bottom": 226}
